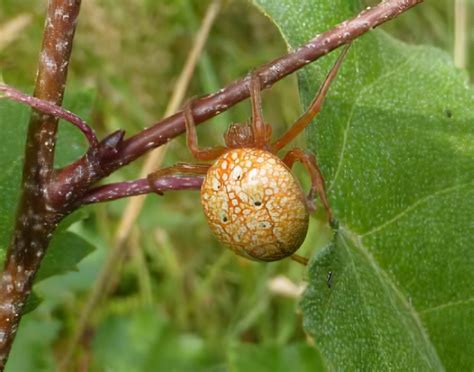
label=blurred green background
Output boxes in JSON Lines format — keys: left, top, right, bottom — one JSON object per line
{"left": 0, "top": 0, "right": 472, "bottom": 370}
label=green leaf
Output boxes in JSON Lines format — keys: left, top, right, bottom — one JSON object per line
{"left": 228, "top": 342, "right": 325, "bottom": 372}
{"left": 302, "top": 231, "right": 442, "bottom": 370}
{"left": 0, "top": 100, "right": 29, "bottom": 259}
{"left": 55, "top": 208, "right": 89, "bottom": 233}
{"left": 35, "top": 231, "right": 95, "bottom": 282}
{"left": 55, "top": 88, "right": 95, "bottom": 167}
{"left": 21, "top": 291, "right": 42, "bottom": 315}
{"left": 253, "top": 0, "right": 474, "bottom": 370}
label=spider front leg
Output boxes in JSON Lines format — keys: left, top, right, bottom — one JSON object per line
{"left": 184, "top": 100, "right": 227, "bottom": 161}
{"left": 290, "top": 254, "right": 309, "bottom": 266}
{"left": 273, "top": 44, "right": 350, "bottom": 152}
{"left": 249, "top": 73, "right": 271, "bottom": 148}
{"left": 283, "top": 148, "right": 333, "bottom": 223}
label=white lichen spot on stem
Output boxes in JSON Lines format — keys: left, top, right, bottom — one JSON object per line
{"left": 40, "top": 51, "right": 58, "bottom": 74}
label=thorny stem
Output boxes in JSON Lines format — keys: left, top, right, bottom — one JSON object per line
{"left": 111, "top": 0, "right": 425, "bottom": 164}
{"left": 0, "top": 0, "right": 423, "bottom": 369}
{"left": 0, "top": 0, "right": 81, "bottom": 369}
{"left": 50, "top": 0, "right": 424, "bottom": 204}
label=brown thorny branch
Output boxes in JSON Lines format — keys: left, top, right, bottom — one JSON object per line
{"left": 0, "top": 0, "right": 423, "bottom": 369}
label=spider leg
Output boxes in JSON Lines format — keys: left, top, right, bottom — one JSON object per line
{"left": 147, "top": 163, "right": 210, "bottom": 194}
{"left": 290, "top": 254, "right": 309, "bottom": 266}
{"left": 282, "top": 148, "right": 333, "bottom": 222}
{"left": 273, "top": 44, "right": 350, "bottom": 152}
{"left": 249, "top": 73, "right": 268, "bottom": 147}
{"left": 184, "top": 100, "right": 227, "bottom": 161}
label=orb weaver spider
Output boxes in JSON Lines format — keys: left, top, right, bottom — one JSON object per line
{"left": 148, "top": 44, "right": 350, "bottom": 265}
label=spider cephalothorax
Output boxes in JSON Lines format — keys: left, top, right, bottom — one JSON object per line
{"left": 148, "top": 45, "right": 349, "bottom": 264}
{"left": 224, "top": 122, "right": 272, "bottom": 149}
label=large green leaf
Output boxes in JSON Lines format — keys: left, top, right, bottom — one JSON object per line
{"left": 253, "top": 0, "right": 474, "bottom": 370}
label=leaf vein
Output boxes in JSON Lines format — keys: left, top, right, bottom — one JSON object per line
{"left": 339, "top": 232, "right": 391, "bottom": 370}
{"left": 360, "top": 181, "right": 474, "bottom": 237}
{"left": 419, "top": 297, "right": 474, "bottom": 315}
{"left": 328, "top": 53, "right": 417, "bottom": 192}
{"left": 346, "top": 229, "right": 443, "bottom": 368}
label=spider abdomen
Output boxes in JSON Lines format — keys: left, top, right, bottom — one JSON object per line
{"left": 201, "top": 148, "right": 309, "bottom": 261}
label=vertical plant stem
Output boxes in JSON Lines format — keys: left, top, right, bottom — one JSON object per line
{"left": 0, "top": 0, "right": 81, "bottom": 369}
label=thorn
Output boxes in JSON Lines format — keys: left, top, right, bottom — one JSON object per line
{"left": 96, "top": 130, "right": 126, "bottom": 159}
{"left": 101, "top": 130, "right": 125, "bottom": 150}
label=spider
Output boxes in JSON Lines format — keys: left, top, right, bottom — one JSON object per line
{"left": 148, "top": 45, "right": 350, "bottom": 265}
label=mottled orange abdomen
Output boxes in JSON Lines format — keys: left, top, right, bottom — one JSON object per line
{"left": 201, "top": 148, "right": 309, "bottom": 261}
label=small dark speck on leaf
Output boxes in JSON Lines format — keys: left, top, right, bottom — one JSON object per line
{"left": 445, "top": 109, "right": 453, "bottom": 118}
{"left": 327, "top": 271, "right": 333, "bottom": 288}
